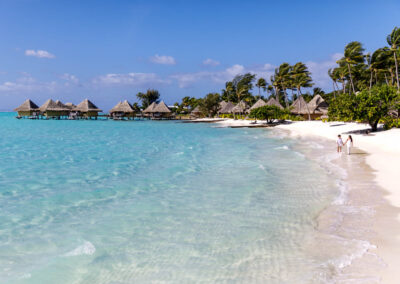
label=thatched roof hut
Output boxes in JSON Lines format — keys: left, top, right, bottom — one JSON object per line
{"left": 110, "top": 100, "right": 134, "bottom": 115}
{"left": 308, "top": 95, "right": 328, "bottom": 115}
{"left": 249, "top": 99, "right": 267, "bottom": 112}
{"left": 190, "top": 105, "right": 204, "bottom": 118}
{"left": 231, "top": 100, "right": 249, "bottom": 114}
{"left": 266, "top": 97, "right": 284, "bottom": 109}
{"left": 14, "top": 99, "right": 39, "bottom": 114}
{"left": 72, "top": 99, "right": 102, "bottom": 117}
{"left": 219, "top": 101, "right": 236, "bottom": 114}
{"left": 290, "top": 96, "right": 310, "bottom": 115}
{"left": 64, "top": 102, "right": 76, "bottom": 109}
{"left": 153, "top": 101, "right": 171, "bottom": 113}
{"left": 142, "top": 102, "right": 157, "bottom": 114}
{"left": 219, "top": 101, "right": 228, "bottom": 111}
{"left": 39, "top": 99, "right": 69, "bottom": 115}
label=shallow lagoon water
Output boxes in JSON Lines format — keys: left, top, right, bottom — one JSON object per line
{"left": 0, "top": 113, "right": 344, "bottom": 283}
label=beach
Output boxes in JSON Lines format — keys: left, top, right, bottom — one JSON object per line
{"left": 215, "top": 119, "right": 400, "bottom": 282}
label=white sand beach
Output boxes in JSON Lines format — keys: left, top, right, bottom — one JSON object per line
{"left": 215, "top": 119, "right": 400, "bottom": 282}
{"left": 274, "top": 121, "right": 400, "bottom": 283}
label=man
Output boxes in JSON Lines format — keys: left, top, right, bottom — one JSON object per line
{"left": 337, "top": 134, "right": 344, "bottom": 153}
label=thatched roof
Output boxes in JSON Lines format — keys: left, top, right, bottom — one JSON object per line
{"left": 249, "top": 99, "right": 267, "bottom": 111}
{"left": 14, "top": 99, "right": 39, "bottom": 111}
{"left": 142, "top": 102, "right": 157, "bottom": 113}
{"left": 191, "top": 106, "right": 202, "bottom": 114}
{"left": 219, "top": 101, "right": 228, "bottom": 111}
{"left": 308, "top": 95, "right": 328, "bottom": 114}
{"left": 39, "top": 99, "right": 69, "bottom": 112}
{"left": 219, "top": 101, "right": 236, "bottom": 114}
{"left": 73, "top": 99, "right": 102, "bottom": 112}
{"left": 64, "top": 102, "right": 76, "bottom": 109}
{"left": 231, "top": 100, "right": 249, "bottom": 113}
{"left": 55, "top": 100, "right": 70, "bottom": 110}
{"left": 153, "top": 101, "right": 171, "bottom": 113}
{"left": 110, "top": 100, "right": 134, "bottom": 113}
{"left": 291, "top": 96, "right": 310, "bottom": 115}
{"left": 266, "top": 97, "right": 284, "bottom": 109}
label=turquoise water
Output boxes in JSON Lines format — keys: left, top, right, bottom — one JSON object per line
{"left": 0, "top": 113, "right": 339, "bottom": 283}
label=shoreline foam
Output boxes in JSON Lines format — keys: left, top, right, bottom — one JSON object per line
{"left": 274, "top": 121, "right": 400, "bottom": 283}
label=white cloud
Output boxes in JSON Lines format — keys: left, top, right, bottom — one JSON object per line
{"left": 203, "top": 58, "right": 220, "bottom": 66}
{"left": 306, "top": 53, "right": 342, "bottom": 89}
{"left": 150, "top": 54, "right": 176, "bottom": 65}
{"left": 25, "top": 49, "right": 55, "bottom": 59}
{"left": 60, "top": 73, "right": 79, "bottom": 84}
{"left": 0, "top": 75, "right": 57, "bottom": 93}
{"left": 171, "top": 63, "right": 275, "bottom": 88}
{"left": 93, "top": 72, "right": 170, "bottom": 86}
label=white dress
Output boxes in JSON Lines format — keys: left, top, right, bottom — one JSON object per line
{"left": 347, "top": 141, "right": 353, "bottom": 154}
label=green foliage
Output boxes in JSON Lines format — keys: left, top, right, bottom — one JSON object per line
{"left": 328, "top": 85, "right": 399, "bottom": 131}
{"left": 199, "top": 93, "right": 221, "bottom": 117}
{"left": 136, "top": 89, "right": 160, "bottom": 109}
{"left": 382, "top": 117, "right": 400, "bottom": 130}
{"left": 356, "top": 85, "right": 399, "bottom": 130}
{"left": 249, "top": 105, "right": 288, "bottom": 123}
{"left": 131, "top": 102, "right": 141, "bottom": 113}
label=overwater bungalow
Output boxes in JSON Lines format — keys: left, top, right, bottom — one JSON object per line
{"left": 151, "top": 101, "right": 172, "bottom": 119}
{"left": 307, "top": 95, "right": 328, "bottom": 119}
{"left": 72, "top": 99, "right": 102, "bottom": 119}
{"left": 64, "top": 102, "right": 76, "bottom": 109}
{"left": 266, "top": 97, "right": 284, "bottom": 109}
{"left": 248, "top": 99, "right": 267, "bottom": 113}
{"left": 39, "top": 99, "right": 70, "bottom": 118}
{"left": 14, "top": 99, "right": 40, "bottom": 118}
{"left": 190, "top": 106, "right": 204, "bottom": 118}
{"left": 231, "top": 100, "right": 249, "bottom": 116}
{"left": 109, "top": 100, "right": 135, "bottom": 119}
{"left": 291, "top": 96, "right": 312, "bottom": 119}
{"left": 142, "top": 102, "right": 157, "bottom": 118}
{"left": 218, "top": 101, "right": 235, "bottom": 115}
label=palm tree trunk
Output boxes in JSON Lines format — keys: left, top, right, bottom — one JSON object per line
{"left": 384, "top": 73, "right": 389, "bottom": 85}
{"left": 369, "top": 70, "right": 373, "bottom": 90}
{"left": 394, "top": 51, "right": 400, "bottom": 90}
{"left": 347, "top": 63, "right": 356, "bottom": 94}
{"left": 283, "top": 89, "right": 289, "bottom": 108}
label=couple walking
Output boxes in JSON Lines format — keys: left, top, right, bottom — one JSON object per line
{"left": 337, "top": 134, "right": 353, "bottom": 155}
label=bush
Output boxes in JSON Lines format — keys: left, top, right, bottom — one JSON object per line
{"left": 382, "top": 117, "right": 400, "bottom": 130}
{"left": 328, "top": 85, "right": 400, "bottom": 131}
{"left": 249, "top": 105, "right": 289, "bottom": 123}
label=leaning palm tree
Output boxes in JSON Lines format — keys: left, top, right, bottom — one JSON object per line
{"left": 255, "top": 77, "right": 267, "bottom": 96}
{"left": 387, "top": 27, "right": 400, "bottom": 90}
{"left": 274, "top": 63, "right": 292, "bottom": 108}
{"left": 370, "top": 47, "right": 391, "bottom": 87}
{"left": 337, "top": 41, "right": 365, "bottom": 94}
{"left": 328, "top": 68, "right": 339, "bottom": 96}
{"left": 291, "top": 62, "right": 313, "bottom": 120}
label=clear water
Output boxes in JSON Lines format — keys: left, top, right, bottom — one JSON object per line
{"left": 0, "top": 113, "right": 340, "bottom": 283}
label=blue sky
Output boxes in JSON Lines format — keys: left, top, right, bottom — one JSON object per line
{"left": 1, "top": 0, "right": 400, "bottom": 110}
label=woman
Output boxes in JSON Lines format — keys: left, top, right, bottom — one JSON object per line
{"left": 344, "top": 135, "right": 353, "bottom": 155}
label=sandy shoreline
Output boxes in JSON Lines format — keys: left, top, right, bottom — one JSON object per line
{"left": 212, "top": 119, "right": 400, "bottom": 282}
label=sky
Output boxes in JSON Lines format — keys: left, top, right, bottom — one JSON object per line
{"left": 1, "top": 0, "right": 400, "bottom": 111}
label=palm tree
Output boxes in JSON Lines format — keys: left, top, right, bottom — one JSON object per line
{"left": 370, "top": 47, "right": 391, "bottom": 87}
{"left": 337, "top": 41, "right": 365, "bottom": 94}
{"left": 274, "top": 63, "right": 292, "bottom": 108}
{"left": 291, "top": 62, "right": 313, "bottom": 120}
{"left": 255, "top": 77, "right": 267, "bottom": 96}
{"left": 387, "top": 27, "right": 400, "bottom": 90}
{"left": 328, "top": 68, "right": 339, "bottom": 96}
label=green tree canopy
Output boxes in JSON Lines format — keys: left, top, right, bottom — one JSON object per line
{"left": 199, "top": 93, "right": 221, "bottom": 117}
{"left": 136, "top": 89, "right": 160, "bottom": 109}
